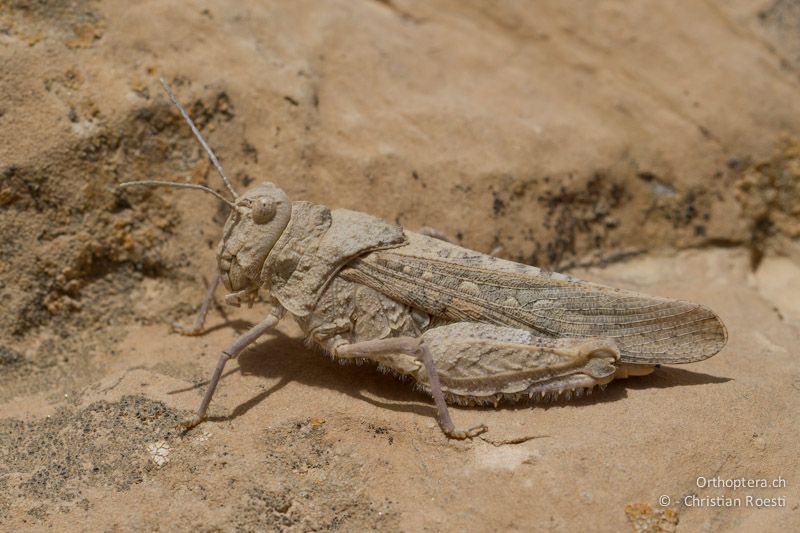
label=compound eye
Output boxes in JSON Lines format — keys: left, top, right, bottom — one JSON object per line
{"left": 252, "top": 197, "right": 276, "bottom": 224}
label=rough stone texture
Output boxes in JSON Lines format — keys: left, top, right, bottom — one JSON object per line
{"left": 1, "top": 1, "right": 799, "bottom": 531}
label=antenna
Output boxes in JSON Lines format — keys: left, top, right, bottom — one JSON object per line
{"left": 118, "top": 180, "right": 238, "bottom": 209}
{"left": 159, "top": 78, "right": 239, "bottom": 200}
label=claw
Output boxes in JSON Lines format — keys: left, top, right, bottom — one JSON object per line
{"left": 445, "top": 423, "right": 488, "bottom": 440}
{"left": 177, "top": 414, "right": 207, "bottom": 431}
{"left": 171, "top": 322, "right": 204, "bottom": 337}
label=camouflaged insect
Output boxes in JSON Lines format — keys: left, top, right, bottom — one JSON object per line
{"left": 120, "top": 81, "right": 727, "bottom": 439}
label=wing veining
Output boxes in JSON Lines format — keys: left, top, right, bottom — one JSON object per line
{"left": 340, "top": 232, "right": 727, "bottom": 363}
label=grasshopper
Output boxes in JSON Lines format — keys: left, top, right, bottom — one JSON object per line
{"left": 120, "top": 81, "right": 727, "bottom": 439}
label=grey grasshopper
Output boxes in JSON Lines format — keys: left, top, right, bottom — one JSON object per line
{"left": 121, "top": 81, "right": 728, "bottom": 439}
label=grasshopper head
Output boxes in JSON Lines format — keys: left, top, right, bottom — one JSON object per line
{"left": 218, "top": 182, "right": 291, "bottom": 295}
{"left": 119, "top": 81, "right": 294, "bottom": 305}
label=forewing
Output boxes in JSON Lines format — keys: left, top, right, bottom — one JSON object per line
{"left": 339, "top": 232, "right": 727, "bottom": 364}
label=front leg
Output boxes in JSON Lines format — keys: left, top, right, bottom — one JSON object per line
{"left": 172, "top": 271, "right": 221, "bottom": 336}
{"left": 337, "top": 337, "right": 488, "bottom": 440}
{"left": 180, "top": 304, "right": 285, "bottom": 430}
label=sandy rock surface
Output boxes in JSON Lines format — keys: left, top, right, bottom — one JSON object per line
{"left": 1, "top": 1, "right": 799, "bottom": 531}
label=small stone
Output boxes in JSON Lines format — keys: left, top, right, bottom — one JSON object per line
{"left": 147, "top": 441, "right": 170, "bottom": 467}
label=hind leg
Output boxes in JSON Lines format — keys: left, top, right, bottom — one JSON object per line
{"left": 418, "top": 322, "right": 622, "bottom": 404}
{"left": 336, "top": 324, "right": 622, "bottom": 438}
